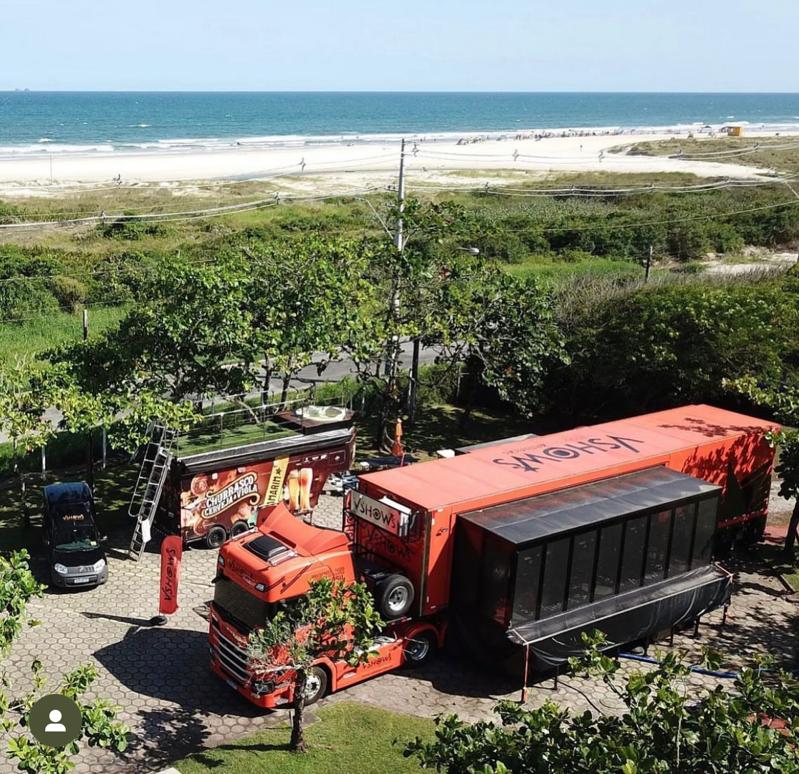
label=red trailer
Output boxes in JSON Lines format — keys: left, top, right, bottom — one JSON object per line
{"left": 129, "top": 403, "right": 356, "bottom": 552}
{"left": 208, "top": 405, "right": 777, "bottom": 707}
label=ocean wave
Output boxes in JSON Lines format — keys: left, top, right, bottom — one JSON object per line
{"left": 2, "top": 120, "right": 799, "bottom": 159}
{"left": 0, "top": 143, "right": 115, "bottom": 156}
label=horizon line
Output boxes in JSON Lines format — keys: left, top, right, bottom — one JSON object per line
{"left": 3, "top": 89, "right": 799, "bottom": 95}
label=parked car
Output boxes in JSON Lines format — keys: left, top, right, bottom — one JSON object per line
{"left": 43, "top": 482, "right": 108, "bottom": 589}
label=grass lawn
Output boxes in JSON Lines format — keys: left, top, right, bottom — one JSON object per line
{"left": 175, "top": 702, "right": 433, "bottom": 774}
{"left": 0, "top": 304, "right": 128, "bottom": 362}
{"left": 355, "top": 402, "right": 539, "bottom": 462}
{"left": 505, "top": 256, "right": 645, "bottom": 282}
{"left": 176, "top": 420, "right": 296, "bottom": 457}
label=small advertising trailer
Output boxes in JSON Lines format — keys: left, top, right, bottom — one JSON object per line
{"left": 129, "top": 402, "right": 355, "bottom": 554}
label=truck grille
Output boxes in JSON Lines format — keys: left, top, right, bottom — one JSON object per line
{"left": 211, "top": 619, "right": 249, "bottom": 686}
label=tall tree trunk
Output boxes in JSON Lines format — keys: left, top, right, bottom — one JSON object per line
{"left": 290, "top": 668, "right": 308, "bottom": 752}
{"left": 279, "top": 374, "right": 291, "bottom": 411}
{"left": 261, "top": 361, "right": 272, "bottom": 405}
{"left": 86, "top": 428, "right": 95, "bottom": 491}
{"left": 783, "top": 500, "right": 799, "bottom": 560}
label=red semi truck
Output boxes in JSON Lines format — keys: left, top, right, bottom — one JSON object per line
{"left": 209, "top": 404, "right": 777, "bottom": 708}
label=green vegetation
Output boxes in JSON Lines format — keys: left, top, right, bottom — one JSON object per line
{"left": 0, "top": 305, "right": 127, "bottom": 362}
{"left": 621, "top": 136, "right": 799, "bottom": 174}
{"left": 407, "top": 633, "right": 799, "bottom": 773}
{"left": 176, "top": 420, "right": 295, "bottom": 457}
{"left": 248, "top": 579, "right": 385, "bottom": 751}
{"left": 539, "top": 271, "right": 799, "bottom": 423}
{"left": 176, "top": 703, "right": 432, "bottom": 774}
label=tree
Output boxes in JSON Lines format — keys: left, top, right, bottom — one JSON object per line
{"left": 429, "top": 268, "right": 568, "bottom": 420}
{"left": 727, "top": 377, "right": 799, "bottom": 557}
{"left": 547, "top": 273, "right": 799, "bottom": 423}
{"left": 49, "top": 254, "right": 255, "bottom": 401}
{"left": 405, "top": 632, "right": 799, "bottom": 773}
{"left": 242, "top": 236, "right": 376, "bottom": 405}
{"left": 246, "top": 578, "right": 384, "bottom": 752}
{"left": 0, "top": 551, "right": 128, "bottom": 773}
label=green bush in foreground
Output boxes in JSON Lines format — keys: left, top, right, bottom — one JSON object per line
{"left": 406, "top": 633, "right": 799, "bottom": 774}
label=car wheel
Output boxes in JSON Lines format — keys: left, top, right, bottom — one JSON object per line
{"left": 377, "top": 574, "right": 415, "bottom": 619}
{"left": 302, "top": 666, "right": 328, "bottom": 705}
{"left": 230, "top": 520, "right": 249, "bottom": 538}
{"left": 404, "top": 631, "right": 436, "bottom": 667}
{"left": 205, "top": 525, "right": 227, "bottom": 549}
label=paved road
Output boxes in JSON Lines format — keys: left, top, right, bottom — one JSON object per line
{"left": 4, "top": 492, "right": 796, "bottom": 773}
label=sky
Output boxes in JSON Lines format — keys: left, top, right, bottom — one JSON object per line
{"left": 0, "top": 0, "right": 796, "bottom": 92}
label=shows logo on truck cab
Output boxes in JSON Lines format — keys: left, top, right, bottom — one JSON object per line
{"left": 349, "top": 491, "right": 412, "bottom": 537}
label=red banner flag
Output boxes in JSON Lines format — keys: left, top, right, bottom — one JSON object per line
{"left": 159, "top": 535, "right": 183, "bottom": 615}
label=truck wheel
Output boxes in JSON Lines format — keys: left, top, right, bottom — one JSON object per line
{"left": 230, "top": 520, "right": 249, "bottom": 538}
{"left": 377, "top": 574, "right": 414, "bottom": 619}
{"left": 404, "top": 631, "right": 436, "bottom": 667}
{"left": 302, "top": 666, "right": 328, "bottom": 705}
{"left": 205, "top": 525, "right": 227, "bottom": 549}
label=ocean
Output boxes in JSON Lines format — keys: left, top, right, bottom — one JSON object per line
{"left": 1, "top": 92, "right": 799, "bottom": 156}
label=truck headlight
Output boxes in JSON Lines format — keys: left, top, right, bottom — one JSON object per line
{"left": 54, "top": 563, "right": 68, "bottom": 575}
{"left": 93, "top": 558, "right": 106, "bottom": 572}
{"left": 253, "top": 680, "right": 274, "bottom": 695}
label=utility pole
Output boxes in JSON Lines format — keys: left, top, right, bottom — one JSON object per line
{"left": 645, "top": 244, "right": 653, "bottom": 283}
{"left": 82, "top": 307, "right": 94, "bottom": 489}
{"left": 382, "top": 139, "right": 406, "bottom": 448}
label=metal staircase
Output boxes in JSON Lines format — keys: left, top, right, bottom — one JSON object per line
{"left": 128, "top": 424, "right": 177, "bottom": 561}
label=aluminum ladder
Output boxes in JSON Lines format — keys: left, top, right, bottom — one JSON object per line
{"left": 128, "top": 424, "right": 177, "bottom": 561}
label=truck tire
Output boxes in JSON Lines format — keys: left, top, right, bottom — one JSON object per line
{"left": 205, "top": 525, "right": 227, "bottom": 549}
{"left": 230, "top": 520, "right": 249, "bottom": 538}
{"left": 302, "top": 666, "right": 328, "bottom": 705}
{"left": 377, "top": 574, "right": 414, "bottom": 619}
{"left": 404, "top": 631, "right": 436, "bottom": 667}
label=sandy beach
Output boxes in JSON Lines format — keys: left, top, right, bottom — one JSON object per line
{"left": 0, "top": 130, "right": 792, "bottom": 197}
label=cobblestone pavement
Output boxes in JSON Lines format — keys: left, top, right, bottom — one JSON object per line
{"left": 3, "top": 493, "right": 797, "bottom": 773}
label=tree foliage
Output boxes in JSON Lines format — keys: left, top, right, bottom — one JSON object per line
{"left": 406, "top": 633, "right": 799, "bottom": 773}
{"left": 726, "top": 376, "right": 799, "bottom": 555}
{"left": 247, "top": 578, "right": 384, "bottom": 752}
{"left": 546, "top": 273, "right": 799, "bottom": 422}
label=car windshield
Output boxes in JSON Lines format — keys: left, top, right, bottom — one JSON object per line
{"left": 213, "top": 576, "right": 274, "bottom": 631}
{"left": 53, "top": 510, "right": 99, "bottom": 551}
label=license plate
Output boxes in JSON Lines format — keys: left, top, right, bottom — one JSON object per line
{"left": 72, "top": 577, "right": 91, "bottom": 584}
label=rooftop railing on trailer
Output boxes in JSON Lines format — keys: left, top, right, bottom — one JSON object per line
{"left": 174, "top": 391, "right": 352, "bottom": 458}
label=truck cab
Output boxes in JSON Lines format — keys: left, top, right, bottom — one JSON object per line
{"left": 208, "top": 502, "right": 443, "bottom": 708}
{"left": 43, "top": 482, "right": 108, "bottom": 589}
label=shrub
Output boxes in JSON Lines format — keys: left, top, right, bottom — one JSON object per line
{"left": 49, "top": 275, "right": 88, "bottom": 312}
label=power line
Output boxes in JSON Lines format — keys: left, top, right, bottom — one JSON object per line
{"left": 0, "top": 185, "right": 382, "bottom": 231}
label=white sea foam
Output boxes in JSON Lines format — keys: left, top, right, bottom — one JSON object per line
{"left": 2, "top": 120, "right": 799, "bottom": 160}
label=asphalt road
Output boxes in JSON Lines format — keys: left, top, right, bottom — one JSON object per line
{"left": 0, "top": 343, "right": 442, "bottom": 445}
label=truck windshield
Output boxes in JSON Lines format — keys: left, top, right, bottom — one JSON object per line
{"left": 213, "top": 576, "right": 273, "bottom": 631}
{"left": 53, "top": 509, "right": 99, "bottom": 551}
